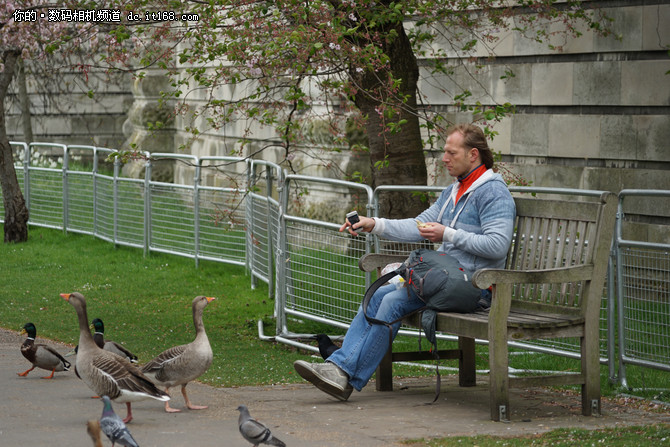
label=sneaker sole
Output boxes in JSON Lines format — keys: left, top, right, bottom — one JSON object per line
{"left": 294, "top": 361, "right": 352, "bottom": 401}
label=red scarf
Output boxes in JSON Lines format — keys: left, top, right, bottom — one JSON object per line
{"left": 455, "top": 164, "right": 486, "bottom": 204}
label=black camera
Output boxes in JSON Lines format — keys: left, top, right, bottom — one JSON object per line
{"left": 346, "top": 211, "right": 362, "bottom": 233}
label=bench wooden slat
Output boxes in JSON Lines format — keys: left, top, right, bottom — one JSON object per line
{"left": 514, "top": 197, "right": 601, "bottom": 221}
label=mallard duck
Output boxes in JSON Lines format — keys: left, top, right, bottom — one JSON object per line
{"left": 91, "top": 318, "right": 139, "bottom": 363}
{"left": 18, "top": 322, "right": 71, "bottom": 379}
{"left": 141, "top": 296, "right": 215, "bottom": 413}
{"left": 61, "top": 292, "right": 169, "bottom": 423}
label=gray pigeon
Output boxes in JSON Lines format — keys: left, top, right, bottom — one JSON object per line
{"left": 99, "top": 395, "right": 140, "bottom": 447}
{"left": 237, "top": 404, "right": 286, "bottom": 447}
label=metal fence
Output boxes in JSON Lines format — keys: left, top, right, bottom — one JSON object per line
{"left": 613, "top": 190, "right": 670, "bottom": 388}
{"left": 4, "top": 141, "right": 669, "bottom": 385}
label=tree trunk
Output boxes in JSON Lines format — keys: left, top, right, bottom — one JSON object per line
{"left": 351, "top": 21, "right": 428, "bottom": 219}
{"left": 0, "top": 49, "right": 30, "bottom": 243}
{"left": 16, "top": 58, "right": 34, "bottom": 144}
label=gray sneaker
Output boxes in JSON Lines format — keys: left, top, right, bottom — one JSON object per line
{"left": 293, "top": 360, "right": 353, "bottom": 401}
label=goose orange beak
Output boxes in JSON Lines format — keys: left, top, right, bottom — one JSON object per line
{"left": 60, "top": 293, "right": 71, "bottom": 301}
{"left": 206, "top": 297, "right": 216, "bottom": 303}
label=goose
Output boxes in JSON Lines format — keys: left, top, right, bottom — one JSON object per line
{"left": 91, "top": 318, "right": 139, "bottom": 363}
{"left": 141, "top": 295, "right": 215, "bottom": 413}
{"left": 61, "top": 292, "right": 169, "bottom": 423}
{"left": 18, "top": 322, "right": 71, "bottom": 379}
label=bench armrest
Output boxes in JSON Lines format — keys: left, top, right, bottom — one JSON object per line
{"left": 472, "top": 264, "right": 595, "bottom": 289}
{"left": 358, "top": 253, "right": 408, "bottom": 272}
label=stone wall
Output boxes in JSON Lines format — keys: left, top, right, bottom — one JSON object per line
{"left": 6, "top": 67, "right": 132, "bottom": 149}
{"left": 421, "top": 2, "right": 670, "bottom": 201}
{"left": 170, "top": 3, "right": 670, "bottom": 227}
{"left": 429, "top": 2, "right": 670, "bottom": 239}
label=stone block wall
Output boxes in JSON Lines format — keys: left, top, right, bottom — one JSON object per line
{"left": 419, "top": 2, "right": 670, "bottom": 237}
{"left": 6, "top": 68, "right": 132, "bottom": 149}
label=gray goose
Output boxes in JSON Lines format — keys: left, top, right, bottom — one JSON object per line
{"left": 18, "top": 322, "right": 71, "bottom": 379}
{"left": 61, "top": 292, "right": 169, "bottom": 423}
{"left": 141, "top": 295, "right": 215, "bottom": 413}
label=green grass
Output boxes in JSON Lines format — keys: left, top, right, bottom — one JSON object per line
{"left": 0, "top": 224, "right": 309, "bottom": 387}
{"left": 403, "top": 424, "right": 670, "bottom": 446}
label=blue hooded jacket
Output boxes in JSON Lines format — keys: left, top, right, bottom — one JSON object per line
{"left": 371, "top": 170, "right": 516, "bottom": 276}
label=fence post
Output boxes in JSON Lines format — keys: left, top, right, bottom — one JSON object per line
{"left": 274, "top": 169, "right": 289, "bottom": 336}
{"left": 92, "top": 148, "right": 99, "bottom": 236}
{"left": 143, "top": 157, "right": 152, "bottom": 257}
{"left": 113, "top": 156, "right": 120, "bottom": 245}
{"left": 62, "top": 146, "right": 69, "bottom": 232}
{"left": 614, "top": 195, "right": 629, "bottom": 389}
{"left": 266, "top": 164, "right": 276, "bottom": 299}
{"left": 194, "top": 159, "right": 201, "bottom": 268}
{"left": 247, "top": 160, "right": 255, "bottom": 289}
{"left": 22, "top": 143, "right": 30, "bottom": 211}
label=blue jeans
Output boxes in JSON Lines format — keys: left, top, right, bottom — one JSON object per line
{"left": 327, "top": 283, "right": 425, "bottom": 391}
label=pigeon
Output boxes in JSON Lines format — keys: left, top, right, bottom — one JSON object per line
{"left": 99, "top": 395, "right": 140, "bottom": 447}
{"left": 237, "top": 404, "right": 286, "bottom": 447}
{"left": 86, "top": 420, "right": 104, "bottom": 447}
{"left": 315, "top": 334, "right": 339, "bottom": 360}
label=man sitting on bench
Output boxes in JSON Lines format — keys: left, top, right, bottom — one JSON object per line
{"left": 293, "top": 123, "right": 516, "bottom": 401}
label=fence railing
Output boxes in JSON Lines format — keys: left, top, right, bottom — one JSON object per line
{"left": 4, "top": 141, "right": 669, "bottom": 385}
{"left": 613, "top": 190, "right": 670, "bottom": 388}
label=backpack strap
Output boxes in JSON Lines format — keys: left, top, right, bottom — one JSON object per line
{"left": 362, "top": 271, "right": 426, "bottom": 328}
{"left": 361, "top": 270, "right": 439, "bottom": 404}
{"left": 362, "top": 271, "right": 405, "bottom": 327}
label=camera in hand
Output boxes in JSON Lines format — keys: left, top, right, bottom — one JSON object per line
{"left": 346, "top": 211, "right": 362, "bottom": 233}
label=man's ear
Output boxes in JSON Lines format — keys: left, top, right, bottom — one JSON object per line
{"left": 469, "top": 147, "right": 480, "bottom": 162}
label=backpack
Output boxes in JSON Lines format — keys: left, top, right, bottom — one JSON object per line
{"left": 362, "top": 248, "right": 481, "bottom": 344}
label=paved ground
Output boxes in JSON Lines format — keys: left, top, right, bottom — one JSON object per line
{"left": 2, "top": 328, "right": 668, "bottom": 446}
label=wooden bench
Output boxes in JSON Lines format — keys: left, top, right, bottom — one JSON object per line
{"left": 358, "top": 192, "right": 617, "bottom": 421}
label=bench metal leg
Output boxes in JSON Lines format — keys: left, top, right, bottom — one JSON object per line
{"left": 375, "top": 346, "right": 394, "bottom": 391}
{"left": 458, "top": 336, "right": 476, "bottom": 387}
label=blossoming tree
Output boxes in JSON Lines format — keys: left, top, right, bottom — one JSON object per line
{"left": 0, "top": 1, "right": 76, "bottom": 242}
{"left": 95, "top": 0, "right": 609, "bottom": 216}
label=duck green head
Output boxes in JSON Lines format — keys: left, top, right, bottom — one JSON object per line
{"left": 21, "top": 322, "right": 37, "bottom": 338}
{"left": 91, "top": 318, "right": 105, "bottom": 333}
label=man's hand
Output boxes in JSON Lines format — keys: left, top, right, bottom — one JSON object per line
{"left": 340, "top": 216, "right": 375, "bottom": 235}
{"left": 417, "top": 221, "right": 448, "bottom": 243}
